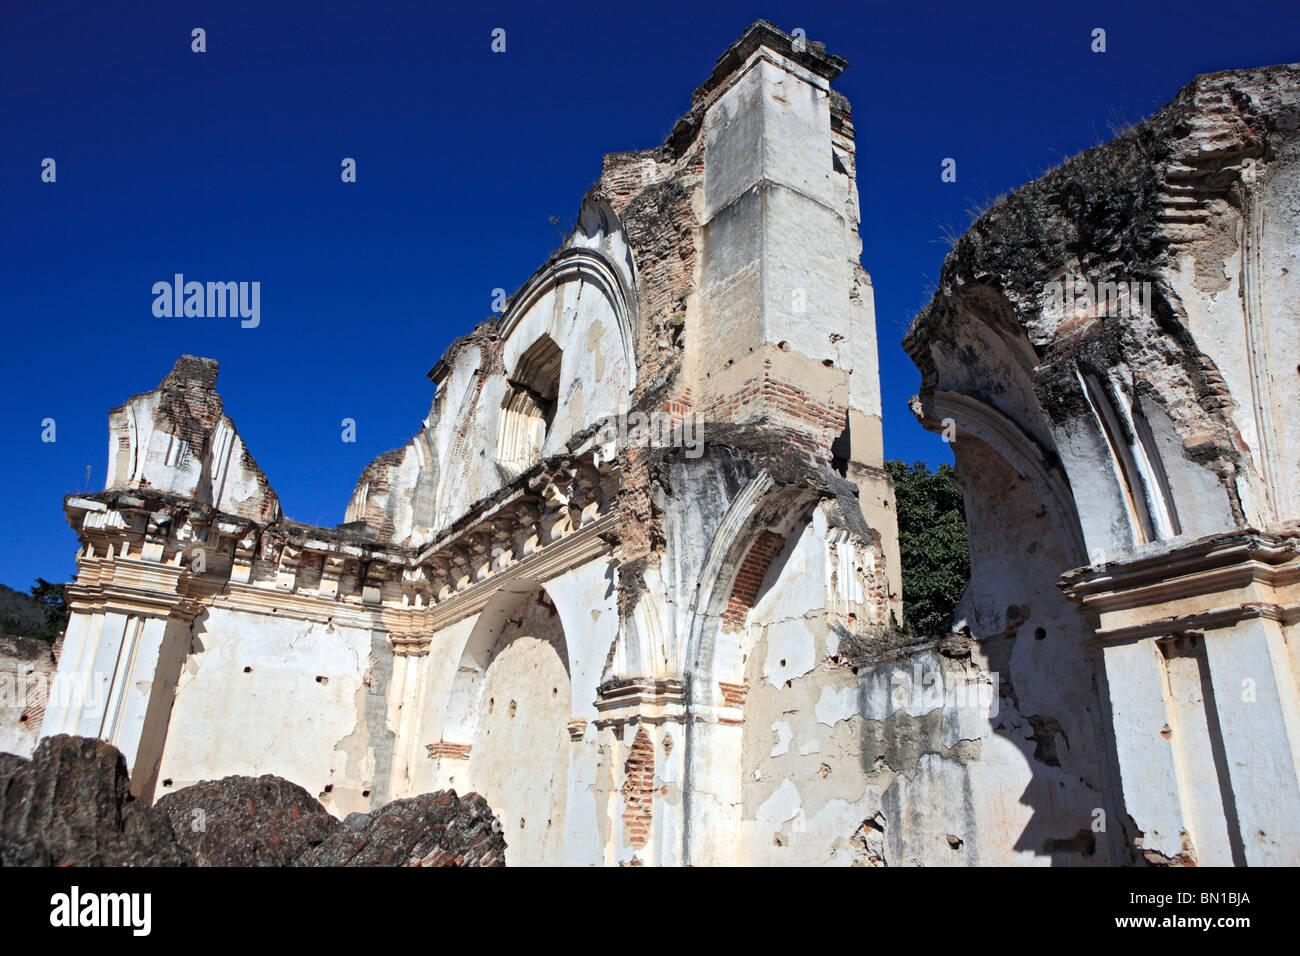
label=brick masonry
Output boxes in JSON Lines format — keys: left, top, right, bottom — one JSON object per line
{"left": 621, "top": 726, "right": 655, "bottom": 850}
{"left": 721, "top": 530, "right": 787, "bottom": 629}
{"left": 426, "top": 740, "right": 472, "bottom": 760}
{"left": 718, "top": 681, "right": 748, "bottom": 708}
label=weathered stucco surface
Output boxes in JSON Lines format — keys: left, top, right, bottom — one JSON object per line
{"left": 34, "top": 23, "right": 905, "bottom": 867}
{"left": 0, "top": 637, "right": 59, "bottom": 760}
{"left": 906, "top": 61, "right": 1300, "bottom": 866}
{"left": 27, "top": 23, "right": 1298, "bottom": 866}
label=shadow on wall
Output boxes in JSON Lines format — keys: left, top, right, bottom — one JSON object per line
{"left": 855, "top": 439, "right": 1137, "bottom": 866}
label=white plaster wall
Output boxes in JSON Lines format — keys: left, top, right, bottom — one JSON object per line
{"left": 700, "top": 53, "right": 860, "bottom": 379}
{"left": 845, "top": 271, "right": 882, "bottom": 420}
{"left": 155, "top": 606, "right": 388, "bottom": 817}
{"left": 468, "top": 633, "right": 570, "bottom": 866}
{"left": 1104, "top": 638, "right": 1194, "bottom": 860}
{"left": 0, "top": 641, "right": 57, "bottom": 759}
{"left": 1202, "top": 618, "right": 1300, "bottom": 866}
{"left": 106, "top": 394, "right": 273, "bottom": 522}
{"left": 1137, "top": 394, "right": 1236, "bottom": 539}
{"left": 415, "top": 556, "right": 618, "bottom": 865}
{"left": 1259, "top": 158, "right": 1300, "bottom": 522}
{"left": 412, "top": 613, "right": 480, "bottom": 794}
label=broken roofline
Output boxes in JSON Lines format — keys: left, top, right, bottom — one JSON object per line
{"left": 427, "top": 19, "right": 851, "bottom": 385}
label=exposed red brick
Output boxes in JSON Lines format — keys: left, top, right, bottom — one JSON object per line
{"left": 621, "top": 726, "right": 655, "bottom": 849}
{"left": 426, "top": 740, "right": 472, "bottom": 760}
{"left": 718, "top": 681, "right": 748, "bottom": 708}
{"left": 721, "top": 531, "right": 786, "bottom": 629}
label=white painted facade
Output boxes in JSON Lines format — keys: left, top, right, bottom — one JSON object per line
{"left": 31, "top": 23, "right": 1296, "bottom": 867}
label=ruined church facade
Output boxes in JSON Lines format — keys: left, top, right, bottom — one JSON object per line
{"left": 40, "top": 24, "right": 903, "bottom": 867}
{"left": 31, "top": 23, "right": 1300, "bottom": 866}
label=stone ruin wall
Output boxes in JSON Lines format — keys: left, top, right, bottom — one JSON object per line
{"left": 0, "top": 637, "right": 59, "bottom": 759}
{"left": 22, "top": 22, "right": 1300, "bottom": 866}
{"left": 905, "top": 62, "right": 1300, "bottom": 866}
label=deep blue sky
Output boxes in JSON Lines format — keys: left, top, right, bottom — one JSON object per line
{"left": 2, "top": 0, "right": 1296, "bottom": 589}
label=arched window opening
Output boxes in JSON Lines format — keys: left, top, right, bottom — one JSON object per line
{"left": 497, "top": 335, "right": 562, "bottom": 479}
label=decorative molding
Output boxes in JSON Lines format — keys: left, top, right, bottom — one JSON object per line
{"left": 62, "top": 449, "right": 619, "bottom": 649}
{"left": 1062, "top": 530, "right": 1300, "bottom": 642}
{"left": 594, "top": 678, "right": 687, "bottom": 729}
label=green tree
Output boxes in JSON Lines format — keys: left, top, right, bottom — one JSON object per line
{"left": 885, "top": 460, "right": 970, "bottom": 637}
{"left": 30, "top": 578, "right": 68, "bottom": 637}
{"left": 0, "top": 578, "right": 68, "bottom": 642}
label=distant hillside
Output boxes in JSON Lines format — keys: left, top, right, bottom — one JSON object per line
{"left": 0, "top": 582, "right": 61, "bottom": 642}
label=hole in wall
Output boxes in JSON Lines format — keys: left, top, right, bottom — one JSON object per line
{"left": 316, "top": 675, "right": 329, "bottom": 684}
{"left": 1034, "top": 627, "right": 1047, "bottom": 641}
{"left": 162, "top": 779, "right": 173, "bottom": 788}
{"left": 831, "top": 416, "right": 851, "bottom": 477}
{"left": 243, "top": 666, "right": 252, "bottom": 673}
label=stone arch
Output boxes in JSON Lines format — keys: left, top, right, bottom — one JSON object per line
{"left": 915, "top": 389, "right": 1087, "bottom": 566}
{"left": 501, "top": 246, "right": 637, "bottom": 404}
{"left": 678, "top": 472, "right": 820, "bottom": 863}
{"left": 440, "top": 579, "right": 572, "bottom": 866}
{"left": 914, "top": 285, "right": 1228, "bottom": 564}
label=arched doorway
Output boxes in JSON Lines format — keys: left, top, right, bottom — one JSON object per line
{"left": 445, "top": 582, "right": 571, "bottom": 866}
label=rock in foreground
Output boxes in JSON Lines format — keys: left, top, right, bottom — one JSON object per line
{"left": 155, "top": 774, "right": 340, "bottom": 867}
{"left": 0, "top": 735, "right": 505, "bottom": 866}
{"left": 303, "top": 791, "right": 504, "bottom": 867}
{"left": 0, "top": 735, "right": 191, "bottom": 866}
